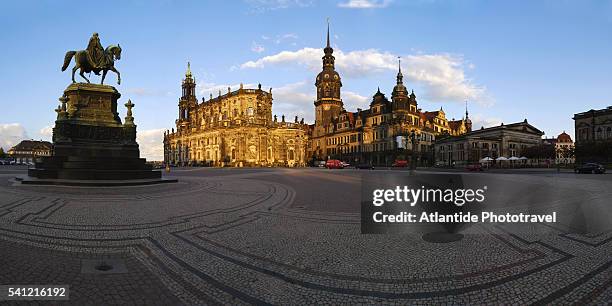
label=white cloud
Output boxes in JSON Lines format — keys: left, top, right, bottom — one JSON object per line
{"left": 338, "top": 0, "right": 391, "bottom": 9}
{"left": 240, "top": 47, "right": 491, "bottom": 105}
{"left": 240, "top": 47, "right": 321, "bottom": 69}
{"left": 245, "top": 0, "right": 313, "bottom": 12}
{"left": 274, "top": 33, "right": 299, "bottom": 44}
{"left": 197, "top": 82, "right": 258, "bottom": 99}
{"left": 343, "top": 91, "right": 370, "bottom": 110}
{"left": 404, "top": 54, "right": 490, "bottom": 105}
{"left": 137, "top": 128, "right": 165, "bottom": 161}
{"left": 251, "top": 42, "right": 265, "bottom": 53}
{"left": 39, "top": 126, "right": 53, "bottom": 140}
{"left": 272, "top": 81, "right": 314, "bottom": 122}
{"left": 470, "top": 114, "right": 503, "bottom": 130}
{"left": 0, "top": 123, "right": 29, "bottom": 151}
{"left": 126, "top": 87, "right": 172, "bottom": 97}
{"left": 269, "top": 82, "right": 371, "bottom": 123}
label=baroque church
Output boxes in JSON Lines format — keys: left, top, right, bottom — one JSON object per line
{"left": 163, "top": 63, "right": 308, "bottom": 167}
{"left": 307, "top": 25, "right": 472, "bottom": 166}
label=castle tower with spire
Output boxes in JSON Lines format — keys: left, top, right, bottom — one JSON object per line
{"left": 314, "top": 20, "right": 343, "bottom": 131}
{"left": 391, "top": 57, "right": 410, "bottom": 112}
{"left": 465, "top": 100, "right": 472, "bottom": 132}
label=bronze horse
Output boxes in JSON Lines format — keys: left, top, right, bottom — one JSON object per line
{"left": 62, "top": 45, "right": 122, "bottom": 85}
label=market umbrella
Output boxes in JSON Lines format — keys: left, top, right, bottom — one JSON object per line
{"left": 496, "top": 157, "right": 508, "bottom": 161}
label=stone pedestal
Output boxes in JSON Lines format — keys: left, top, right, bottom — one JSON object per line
{"left": 25, "top": 83, "right": 169, "bottom": 184}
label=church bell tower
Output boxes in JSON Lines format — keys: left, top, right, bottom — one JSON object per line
{"left": 178, "top": 62, "right": 197, "bottom": 131}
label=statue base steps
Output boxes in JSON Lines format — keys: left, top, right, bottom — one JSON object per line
{"left": 26, "top": 83, "right": 167, "bottom": 185}
{"left": 17, "top": 175, "right": 177, "bottom": 187}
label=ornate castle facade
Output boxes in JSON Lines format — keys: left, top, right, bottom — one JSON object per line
{"left": 163, "top": 63, "right": 308, "bottom": 167}
{"left": 307, "top": 25, "right": 472, "bottom": 166}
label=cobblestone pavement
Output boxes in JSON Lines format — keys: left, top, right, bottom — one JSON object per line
{"left": 0, "top": 167, "right": 610, "bottom": 305}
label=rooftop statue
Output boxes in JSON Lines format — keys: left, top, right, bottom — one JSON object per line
{"left": 61, "top": 33, "right": 122, "bottom": 85}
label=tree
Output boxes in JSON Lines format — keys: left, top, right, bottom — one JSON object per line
{"left": 575, "top": 140, "right": 612, "bottom": 164}
{"left": 522, "top": 144, "right": 556, "bottom": 160}
{"left": 0, "top": 147, "right": 5, "bottom": 158}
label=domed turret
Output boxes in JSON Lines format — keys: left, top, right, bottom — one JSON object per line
{"left": 464, "top": 100, "right": 472, "bottom": 132}
{"left": 392, "top": 57, "right": 410, "bottom": 112}
{"left": 370, "top": 87, "right": 390, "bottom": 108}
{"left": 557, "top": 131, "right": 572, "bottom": 143}
{"left": 391, "top": 57, "right": 408, "bottom": 100}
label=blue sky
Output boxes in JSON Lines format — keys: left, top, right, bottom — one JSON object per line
{"left": 1, "top": 0, "right": 611, "bottom": 160}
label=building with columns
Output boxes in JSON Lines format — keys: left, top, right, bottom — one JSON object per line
{"left": 573, "top": 106, "right": 612, "bottom": 164}
{"left": 573, "top": 106, "right": 612, "bottom": 143}
{"left": 163, "top": 63, "right": 308, "bottom": 167}
{"left": 434, "top": 120, "right": 544, "bottom": 166}
{"left": 307, "top": 24, "right": 471, "bottom": 166}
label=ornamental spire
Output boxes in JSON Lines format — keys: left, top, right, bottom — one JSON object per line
{"left": 324, "top": 18, "right": 333, "bottom": 55}
{"left": 396, "top": 56, "right": 403, "bottom": 84}
{"left": 326, "top": 17, "right": 330, "bottom": 48}
{"left": 398, "top": 56, "right": 402, "bottom": 75}
{"left": 185, "top": 61, "right": 193, "bottom": 78}
{"left": 321, "top": 19, "right": 335, "bottom": 70}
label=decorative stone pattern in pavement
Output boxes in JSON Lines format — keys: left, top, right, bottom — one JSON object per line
{"left": 0, "top": 169, "right": 610, "bottom": 305}
{"left": 0, "top": 239, "right": 182, "bottom": 305}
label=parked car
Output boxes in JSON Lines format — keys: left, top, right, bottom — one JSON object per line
{"left": 340, "top": 161, "right": 350, "bottom": 168}
{"left": 355, "top": 163, "right": 374, "bottom": 170}
{"left": 466, "top": 163, "right": 484, "bottom": 172}
{"left": 434, "top": 161, "right": 448, "bottom": 167}
{"left": 314, "top": 160, "right": 326, "bottom": 168}
{"left": 392, "top": 160, "right": 408, "bottom": 167}
{"left": 325, "top": 159, "right": 344, "bottom": 169}
{"left": 575, "top": 163, "right": 606, "bottom": 174}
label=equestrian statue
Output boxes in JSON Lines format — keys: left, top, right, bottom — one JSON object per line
{"left": 62, "top": 33, "right": 122, "bottom": 85}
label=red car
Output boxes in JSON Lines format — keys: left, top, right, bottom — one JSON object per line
{"left": 466, "top": 163, "right": 484, "bottom": 171}
{"left": 392, "top": 160, "right": 408, "bottom": 167}
{"left": 325, "top": 159, "right": 344, "bottom": 169}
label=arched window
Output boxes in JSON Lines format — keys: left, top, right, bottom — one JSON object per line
{"left": 597, "top": 127, "right": 602, "bottom": 139}
{"left": 288, "top": 149, "right": 294, "bottom": 161}
{"left": 607, "top": 127, "right": 612, "bottom": 139}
